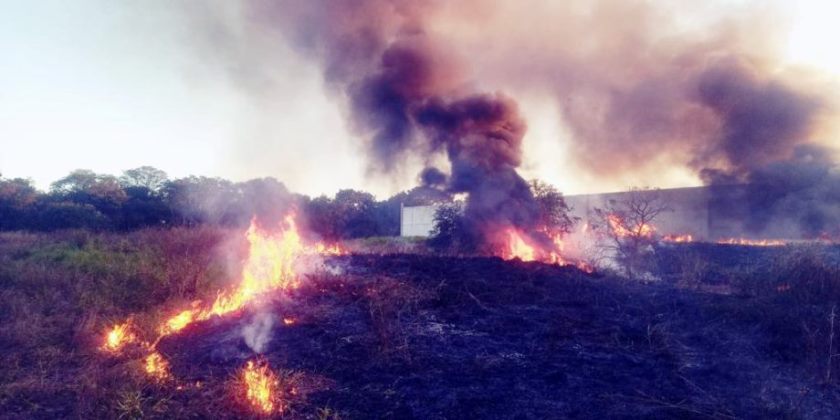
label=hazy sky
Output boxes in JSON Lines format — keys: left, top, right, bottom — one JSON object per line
{"left": 1, "top": 0, "right": 839, "bottom": 198}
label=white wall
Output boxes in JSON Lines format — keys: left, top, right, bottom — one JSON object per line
{"left": 400, "top": 205, "right": 438, "bottom": 237}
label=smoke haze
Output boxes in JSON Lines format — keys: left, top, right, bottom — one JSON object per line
{"left": 192, "top": 0, "right": 839, "bottom": 237}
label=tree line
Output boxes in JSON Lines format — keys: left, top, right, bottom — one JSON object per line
{"left": 0, "top": 166, "right": 442, "bottom": 239}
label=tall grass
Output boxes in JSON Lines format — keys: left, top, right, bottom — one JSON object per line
{"left": 0, "top": 227, "right": 239, "bottom": 417}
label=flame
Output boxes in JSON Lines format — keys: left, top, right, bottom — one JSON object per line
{"left": 241, "top": 358, "right": 280, "bottom": 414}
{"left": 662, "top": 233, "right": 693, "bottom": 243}
{"left": 315, "top": 243, "right": 346, "bottom": 255}
{"left": 155, "top": 214, "right": 333, "bottom": 340}
{"left": 283, "top": 317, "right": 295, "bottom": 326}
{"left": 717, "top": 238, "right": 786, "bottom": 247}
{"left": 607, "top": 214, "right": 655, "bottom": 238}
{"left": 498, "top": 228, "right": 593, "bottom": 272}
{"left": 102, "top": 321, "right": 135, "bottom": 352}
{"left": 100, "top": 211, "right": 345, "bottom": 372}
{"left": 502, "top": 229, "right": 536, "bottom": 262}
{"left": 160, "top": 309, "right": 198, "bottom": 336}
{"left": 144, "top": 352, "right": 171, "bottom": 380}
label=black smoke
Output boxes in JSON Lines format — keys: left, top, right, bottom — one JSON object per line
{"left": 234, "top": 0, "right": 839, "bottom": 240}
{"left": 418, "top": 167, "right": 447, "bottom": 187}
{"left": 254, "top": 0, "right": 547, "bottom": 249}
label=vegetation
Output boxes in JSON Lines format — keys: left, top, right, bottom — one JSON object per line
{"left": 427, "top": 181, "right": 574, "bottom": 254}
{"left": 0, "top": 168, "right": 439, "bottom": 239}
{"left": 594, "top": 187, "right": 671, "bottom": 280}
{"left": 2, "top": 229, "right": 840, "bottom": 417}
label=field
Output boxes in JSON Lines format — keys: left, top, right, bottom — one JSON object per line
{"left": 2, "top": 229, "right": 840, "bottom": 419}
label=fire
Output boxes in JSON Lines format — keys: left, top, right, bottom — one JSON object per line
{"left": 154, "top": 214, "right": 331, "bottom": 340}
{"left": 283, "top": 317, "right": 295, "bottom": 326}
{"left": 498, "top": 228, "right": 592, "bottom": 272}
{"left": 607, "top": 214, "right": 655, "bottom": 238}
{"left": 502, "top": 229, "right": 536, "bottom": 262}
{"left": 144, "top": 352, "right": 171, "bottom": 380}
{"left": 662, "top": 233, "right": 693, "bottom": 243}
{"left": 160, "top": 309, "right": 197, "bottom": 336}
{"left": 717, "top": 238, "right": 786, "bottom": 247}
{"left": 102, "top": 321, "right": 135, "bottom": 352}
{"left": 99, "top": 211, "right": 346, "bottom": 386}
{"left": 241, "top": 358, "right": 280, "bottom": 414}
{"left": 315, "top": 243, "right": 346, "bottom": 255}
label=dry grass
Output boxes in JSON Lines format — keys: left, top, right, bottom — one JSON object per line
{"left": 2, "top": 230, "right": 840, "bottom": 417}
{"left": 0, "top": 227, "right": 238, "bottom": 418}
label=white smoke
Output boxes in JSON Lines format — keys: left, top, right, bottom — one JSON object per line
{"left": 241, "top": 311, "right": 275, "bottom": 353}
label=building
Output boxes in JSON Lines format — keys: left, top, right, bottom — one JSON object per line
{"left": 400, "top": 203, "right": 439, "bottom": 237}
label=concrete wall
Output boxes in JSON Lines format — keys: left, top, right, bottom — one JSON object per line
{"left": 402, "top": 186, "right": 810, "bottom": 240}
{"left": 565, "top": 187, "right": 712, "bottom": 240}
{"left": 564, "top": 185, "right": 813, "bottom": 240}
{"left": 400, "top": 204, "right": 438, "bottom": 237}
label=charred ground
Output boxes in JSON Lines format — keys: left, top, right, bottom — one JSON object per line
{"left": 159, "top": 253, "right": 840, "bottom": 419}
{"left": 2, "top": 231, "right": 840, "bottom": 419}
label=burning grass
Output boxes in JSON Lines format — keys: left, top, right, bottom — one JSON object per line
{"left": 2, "top": 227, "right": 840, "bottom": 418}
{"left": 239, "top": 358, "right": 281, "bottom": 414}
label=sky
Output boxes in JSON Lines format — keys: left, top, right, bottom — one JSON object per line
{"left": 1, "top": 0, "right": 839, "bottom": 198}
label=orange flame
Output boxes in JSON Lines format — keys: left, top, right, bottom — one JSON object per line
{"left": 241, "top": 358, "right": 280, "bottom": 414}
{"left": 498, "top": 228, "right": 593, "bottom": 272}
{"left": 101, "top": 213, "right": 345, "bottom": 359}
{"left": 502, "top": 229, "right": 536, "bottom": 262}
{"left": 662, "top": 233, "right": 694, "bottom": 243}
{"left": 717, "top": 238, "right": 786, "bottom": 247}
{"left": 155, "top": 214, "right": 332, "bottom": 339}
{"left": 102, "top": 321, "right": 136, "bottom": 352}
{"left": 144, "top": 351, "right": 171, "bottom": 380}
{"left": 607, "top": 214, "right": 655, "bottom": 238}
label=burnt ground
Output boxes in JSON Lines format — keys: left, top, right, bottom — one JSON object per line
{"left": 156, "top": 254, "right": 840, "bottom": 419}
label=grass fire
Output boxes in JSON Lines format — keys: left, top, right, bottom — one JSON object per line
{"left": 3, "top": 1, "right": 840, "bottom": 419}
{"left": 240, "top": 358, "right": 281, "bottom": 414}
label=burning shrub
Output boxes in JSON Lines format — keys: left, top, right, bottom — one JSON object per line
{"left": 593, "top": 188, "right": 671, "bottom": 280}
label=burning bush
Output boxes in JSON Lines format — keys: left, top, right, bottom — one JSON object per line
{"left": 593, "top": 188, "right": 671, "bottom": 280}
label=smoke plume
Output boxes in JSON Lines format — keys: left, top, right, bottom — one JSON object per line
{"left": 242, "top": 311, "right": 275, "bottom": 353}
{"left": 249, "top": 0, "right": 546, "bottom": 246}
{"left": 208, "top": 0, "right": 839, "bottom": 239}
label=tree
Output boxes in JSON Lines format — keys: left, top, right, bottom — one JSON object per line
{"left": 50, "top": 169, "right": 127, "bottom": 223}
{"left": 529, "top": 180, "right": 575, "bottom": 235}
{"left": 427, "top": 202, "right": 477, "bottom": 253}
{"left": 593, "top": 188, "right": 671, "bottom": 280}
{"left": 161, "top": 176, "right": 238, "bottom": 226}
{"left": 302, "top": 195, "right": 341, "bottom": 241}
{"left": 334, "top": 189, "right": 378, "bottom": 238}
{"left": 119, "top": 166, "right": 169, "bottom": 192}
{"left": 0, "top": 177, "right": 38, "bottom": 230}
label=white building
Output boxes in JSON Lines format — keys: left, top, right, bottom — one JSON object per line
{"left": 400, "top": 204, "right": 438, "bottom": 237}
